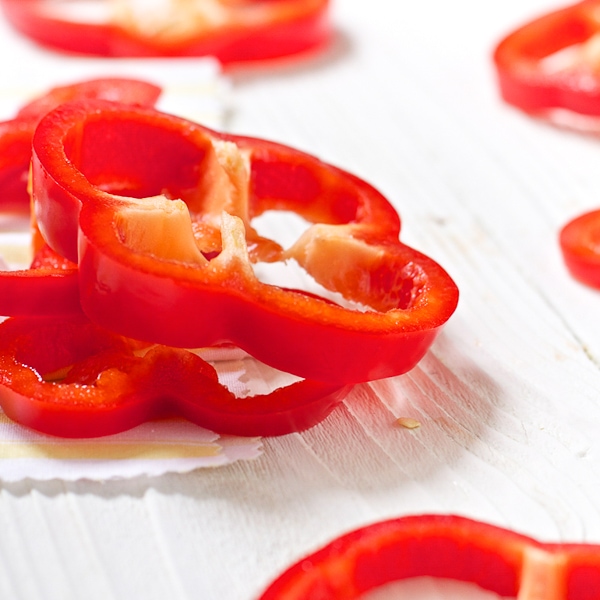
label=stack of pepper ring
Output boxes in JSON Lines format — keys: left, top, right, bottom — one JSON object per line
{"left": 0, "top": 0, "right": 331, "bottom": 65}
{"left": 0, "top": 85, "right": 459, "bottom": 438}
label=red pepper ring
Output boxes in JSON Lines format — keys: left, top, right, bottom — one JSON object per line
{"left": 560, "top": 208, "right": 600, "bottom": 288}
{"left": 258, "top": 514, "right": 600, "bottom": 599}
{"left": 32, "top": 100, "right": 459, "bottom": 385}
{"left": 0, "top": 0, "right": 330, "bottom": 66}
{"left": 0, "top": 315, "right": 349, "bottom": 438}
{"left": 493, "top": 0, "right": 600, "bottom": 118}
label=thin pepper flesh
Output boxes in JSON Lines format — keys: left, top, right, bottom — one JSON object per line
{"left": 31, "top": 99, "right": 459, "bottom": 384}
{"left": 258, "top": 514, "right": 600, "bottom": 599}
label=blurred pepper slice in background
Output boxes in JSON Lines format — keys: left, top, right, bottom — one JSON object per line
{"left": 494, "top": 0, "right": 600, "bottom": 125}
{"left": 0, "top": 0, "right": 331, "bottom": 66}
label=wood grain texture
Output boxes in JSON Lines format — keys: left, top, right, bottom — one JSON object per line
{"left": 2, "top": 0, "right": 600, "bottom": 598}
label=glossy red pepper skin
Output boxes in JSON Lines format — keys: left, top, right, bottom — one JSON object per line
{"left": 560, "top": 209, "right": 600, "bottom": 288}
{"left": 494, "top": 0, "right": 600, "bottom": 117}
{"left": 0, "top": 315, "right": 349, "bottom": 438}
{"left": 0, "top": 0, "right": 330, "bottom": 66}
{"left": 31, "top": 100, "right": 459, "bottom": 385}
{"left": 259, "top": 514, "right": 600, "bottom": 599}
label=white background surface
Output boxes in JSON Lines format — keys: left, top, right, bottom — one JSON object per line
{"left": 1, "top": 0, "right": 599, "bottom": 598}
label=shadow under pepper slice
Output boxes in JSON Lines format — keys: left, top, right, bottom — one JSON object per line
{"left": 0, "top": 0, "right": 331, "bottom": 66}
{"left": 31, "top": 100, "right": 458, "bottom": 385}
{"left": 0, "top": 314, "right": 349, "bottom": 438}
{"left": 258, "top": 514, "right": 600, "bottom": 599}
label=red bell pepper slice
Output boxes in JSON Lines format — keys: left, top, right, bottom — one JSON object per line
{"left": 560, "top": 208, "right": 600, "bottom": 288}
{"left": 0, "top": 0, "right": 331, "bottom": 66}
{"left": 31, "top": 100, "right": 459, "bottom": 385}
{"left": 493, "top": 0, "right": 600, "bottom": 119}
{"left": 259, "top": 514, "right": 600, "bottom": 599}
{"left": 0, "top": 314, "right": 349, "bottom": 437}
